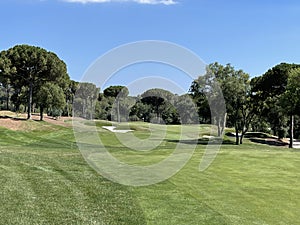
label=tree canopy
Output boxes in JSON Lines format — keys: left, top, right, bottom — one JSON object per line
{"left": 0, "top": 44, "right": 69, "bottom": 120}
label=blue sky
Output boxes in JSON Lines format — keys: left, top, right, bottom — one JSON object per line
{"left": 1, "top": 0, "right": 300, "bottom": 95}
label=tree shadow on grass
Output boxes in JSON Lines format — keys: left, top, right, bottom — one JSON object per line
{"left": 249, "top": 138, "right": 288, "bottom": 147}
{"left": 0, "top": 115, "right": 27, "bottom": 121}
{"left": 167, "top": 138, "right": 235, "bottom": 145}
{"left": 0, "top": 115, "right": 52, "bottom": 122}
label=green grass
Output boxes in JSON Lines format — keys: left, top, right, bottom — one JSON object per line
{"left": 1, "top": 119, "right": 300, "bottom": 224}
{"left": 0, "top": 125, "right": 145, "bottom": 225}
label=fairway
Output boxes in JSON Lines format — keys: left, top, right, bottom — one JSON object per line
{"left": 1, "top": 119, "right": 300, "bottom": 224}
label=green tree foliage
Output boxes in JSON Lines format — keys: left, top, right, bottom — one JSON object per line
{"left": 102, "top": 86, "right": 130, "bottom": 122}
{"left": 0, "top": 50, "right": 15, "bottom": 110}
{"left": 64, "top": 80, "right": 79, "bottom": 117}
{"left": 129, "top": 100, "right": 152, "bottom": 122}
{"left": 36, "top": 83, "right": 66, "bottom": 120}
{"left": 174, "top": 94, "right": 198, "bottom": 124}
{"left": 252, "top": 63, "right": 300, "bottom": 138}
{"left": 189, "top": 81, "right": 211, "bottom": 124}
{"left": 191, "top": 62, "right": 253, "bottom": 144}
{"left": 103, "top": 85, "right": 129, "bottom": 98}
{"left": 95, "top": 95, "right": 114, "bottom": 120}
{"left": 280, "top": 68, "right": 300, "bottom": 147}
{"left": 4, "top": 43, "right": 300, "bottom": 149}
{"left": 140, "top": 88, "right": 179, "bottom": 124}
{"left": 74, "top": 82, "right": 100, "bottom": 119}
{"left": 281, "top": 68, "right": 300, "bottom": 113}
{"left": 0, "top": 45, "right": 69, "bottom": 120}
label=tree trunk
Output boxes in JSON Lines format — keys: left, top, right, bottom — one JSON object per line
{"left": 15, "top": 104, "right": 20, "bottom": 112}
{"left": 240, "top": 126, "right": 247, "bottom": 145}
{"left": 6, "top": 86, "right": 10, "bottom": 110}
{"left": 240, "top": 134, "right": 244, "bottom": 145}
{"left": 66, "top": 99, "right": 70, "bottom": 117}
{"left": 90, "top": 98, "right": 93, "bottom": 120}
{"left": 27, "top": 81, "right": 33, "bottom": 120}
{"left": 217, "top": 117, "right": 221, "bottom": 137}
{"left": 235, "top": 124, "right": 239, "bottom": 145}
{"left": 289, "top": 114, "right": 294, "bottom": 148}
{"left": 117, "top": 99, "right": 120, "bottom": 123}
{"left": 240, "top": 128, "right": 248, "bottom": 145}
{"left": 40, "top": 106, "right": 44, "bottom": 121}
{"left": 156, "top": 101, "right": 160, "bottom": 123}
{"left": 221, "top": 113, "right": 227, "bottom": 136}
{"left": 83, "top": 99, "right": 87, "bottom": 118}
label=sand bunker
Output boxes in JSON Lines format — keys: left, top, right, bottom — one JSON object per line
{"left": 102, "top": 126, "right": 133, "bottom": 133}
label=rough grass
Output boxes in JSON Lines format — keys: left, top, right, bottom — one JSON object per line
{"left": 1, "top": 118, "right": 300, "bottom": 224}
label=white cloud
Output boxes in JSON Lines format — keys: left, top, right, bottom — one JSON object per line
{"left": 63, "top": 0, "right": 178, "bottom": 5}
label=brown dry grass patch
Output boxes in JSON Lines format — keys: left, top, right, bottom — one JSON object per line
{"left": 0, "top": 111, "right": 72, "bottom": 131}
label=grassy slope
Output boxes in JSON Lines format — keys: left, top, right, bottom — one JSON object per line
{"left": 0, "top": 122, "right": 146, "bottom": 225}
{"left": 1, "top": 119, "right": 300, "bottom": 224}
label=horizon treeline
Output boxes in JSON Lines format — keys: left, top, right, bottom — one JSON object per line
{"left": 1, "top": 44, "right": 300, "bottom": 146}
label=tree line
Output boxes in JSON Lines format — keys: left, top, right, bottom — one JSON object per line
{"left": 190, "top": 62, "right": 300, "bottom": 146}
{"left": 1, "top": 44, "right": 300, "bottom": 147}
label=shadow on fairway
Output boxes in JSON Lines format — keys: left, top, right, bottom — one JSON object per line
{"left": 249, "top": 138, "right": 288, "bottom": 147}
{"left": 0, "top": 115, "right": 27, "bottom": 120}
{"left": 166, "top": 138, "right": 235, "bottom": 145}
{"left": 0, "top": 115, "right": 58, "bottom": 122}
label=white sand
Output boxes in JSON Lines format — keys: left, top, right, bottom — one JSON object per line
{"left": 203, "top": 135, "right": 216, "bottom": 139}
{"left": 293, "top": 141, "right": 300, "bottom": 148}
{"left": 102, "top": 126, "right": 133, "bottom": 133}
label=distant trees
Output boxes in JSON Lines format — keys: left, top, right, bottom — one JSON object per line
{"left": 103, "top": 85, "right": 129, "bottom": 99}
{"left": 103, "top": 86, "right": 130, "bottom": 123}
{"left": 2, "top": 44, "right": 300, "bottom": 147}
{"left": 0, "top": 50, "right": 14, "bottom": 110}
{"left": 64, "top": 80, "right": 79, "bottom": 117}
{"left": 140, "top": 88, "right": 176, "bottom": 124}
{"left": 190, "top": 62, "right": 300, "bottom": 145}
{"left": 73, "top": 82, "right": 100, "bottom": 120}
{"left": 280, "top": 68, "right": 300, "bottom": 147}
{"left": 94, "top": 87, "right": 197, "bottom": 125}
{"left": 191, "top": 62, "right": 255, "bottom": 144}
{"left": 174, "top": 94, "right": 198, "bottom": 124}
{"left": 252, "top": 63, "right": 300, "bottom": 137}
{"left": 252, "top": 63, "right": 300, "bottom": 147}
{"left": 190, "top": 63, "right": 227, "bottom": 136}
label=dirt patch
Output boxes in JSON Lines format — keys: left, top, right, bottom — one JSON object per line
{"left": 34, "top": 115, "right": 73, "bottom": 128}
{"left": 0, "top": 112, "right": 73, "bottom": 131}
{"left": 0, "top": 117, "right": 24, "bottom": 131}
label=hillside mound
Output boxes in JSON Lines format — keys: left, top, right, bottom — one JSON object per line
{"left": 0, "top": 111, "right": 72, "bottom": 131}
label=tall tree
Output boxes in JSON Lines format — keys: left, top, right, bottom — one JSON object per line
{"left": 74, "top": 82, "right": 99, "bottom": 119}
{"left": 36, "top": 82, "right": 66, "bottom": 121}
{"left": 129, "top": 100, "right": 151, "bottom": 122}
{"left": 223, "top": 70, "right": 252, "bottom": 144}
{"left": 0, "top": 50, "right": 15, "bottom": 110}
{"left": 103, "top": 86, "right": 129, "bottom": 122}
{"left": 252, "top": 63, "right": 300, "bottom": 137}
{"left": 0, "top": 45, "right": 69, "bottom": 120}
{"left": 280, "top": 68, "right": 300, "bottom": 148}
{"left": 189, "top": 81, "right": 211, "bottom": 124}
{"left": 174, "top": 94, "right": 198, "bottom": 124}
{"left": 64, "top": 80, "right": 79, "bottom": 117}
{"left": 190, "top": 63, "right": 227, "bottom": 137}
{"left": 141, "top": 88, "right": 176, "bottom": 124}
{"left": 191, "top": 62, "right": 252, "bottom": 144}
